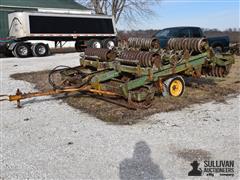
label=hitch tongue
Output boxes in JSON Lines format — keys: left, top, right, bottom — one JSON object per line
{"left": 0, "top": 95, "right": 9, "bottom": 101}
{"left": 16, "top": 89, "right": 22, "bottom": 108}
{"left": 0, "top": 87, "right": 119, "bottom": 108}
{"left": 0, "top": 89, "right": 23, "bottom": 108}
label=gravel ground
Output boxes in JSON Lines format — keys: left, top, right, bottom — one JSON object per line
{"left": 0, "top": 54, "right": 239, "bottom": 179}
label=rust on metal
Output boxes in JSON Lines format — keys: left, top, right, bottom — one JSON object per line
{"left": 4, "top": 86, "right": 119, "bottom": 108}
{"left": 128, "top": 37, "right": 160, "bottom": 50}
{"left": 167, "top": 38, "right": 208, "bottom": 53}
{"left": 119, "top": 50, "right": 161, "bottom": 68}
{"left": 84, "top": 48, "right": 116, "bottom": 61}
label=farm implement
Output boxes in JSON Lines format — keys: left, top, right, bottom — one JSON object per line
{"left": 0, "top": 37, "right": 235, "bottom": 109}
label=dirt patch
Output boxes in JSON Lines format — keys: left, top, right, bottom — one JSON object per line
{"left": 175, "top": 148, "right": 211, "bottom": 162}
{"left": 10, "top": 56, "right": 240, "bottom": 124}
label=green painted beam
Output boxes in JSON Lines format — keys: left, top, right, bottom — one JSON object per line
{"left": 91, "top": 70, "right": 120, "bottom": 83}
{"left": 124, "top": 53, "right": 208, "bottom": 91}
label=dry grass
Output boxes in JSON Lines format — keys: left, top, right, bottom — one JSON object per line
{"left": 10, "top": 56, "right": 240, "bottom": 124}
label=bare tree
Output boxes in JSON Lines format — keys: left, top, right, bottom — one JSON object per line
{"left": 75, "top": 0, "right": 159, "bottom": 24}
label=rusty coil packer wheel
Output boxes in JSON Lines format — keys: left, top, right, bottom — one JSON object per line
{"left": 167, "top": 38, "right": 208, "bottom": 53}
{"left": 201, "top": 64, "right": 232, "bottom": 78}
{"left": 119, "top": 50, "right": 161, "bottom": 68}
{"left": 84, "top": 48, "right": 116, "bottom": 61}
{"left": 128, "top": 37, "right": 160, "bottom": 50}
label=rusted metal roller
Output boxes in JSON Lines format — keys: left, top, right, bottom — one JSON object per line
{"left": 207, "top": 70, "right": 212, "bottom": 76}
{"left": 119, "top": 50, "right": 139, "bottom": 60}
{"left": 190, "top": 38, "right": 197, "bottom": 52}
{"left": 194, "top": 38, "right": 200, "bottom": 52}
{"left": 213, "top": 66, "right": 218, "bottom": 77}
{"left": 214, "top": 66, "right": 219, "bottom": 77}
{"left": 119, "top": 50, "right": 161, "bottom": 68}
{"left": 84, "top": 48, "right": 116, "bottom": 61}
{"left": 136, "top": 52, "right": 145, "bottom": 66}
{"left": 141, "top": 52, "right": 160, "bottom": 68}
{"left": 182, "top": 38, "right": 188, "bottom": 50}
{"left": 216, "top": 67, "right": 221, "bottom": 77}
{"left": 128, "top": 37, "right": 160, "bottom": 50}
{"left": 218, "top": 66, "right": 225, "bottom": 77}
{"left": 186, "top": 38, "right": 192, "bottom": 50}
{"left": 167, "top": 38, "right": 173, "bottom": 50}
{"left": 198, "top": 38, "right": 208, "bottom": 52}
{"left": 177, "top": 38, "right": 183, "bottom": 50}
{"left": 167, "top": 38, "right": 208, "bottom": 53}
{"left": 115, "top": 58, "right": 139, "bottom": 66}
{"left": 202, "top": 64, "right": 232, "bottom": 78}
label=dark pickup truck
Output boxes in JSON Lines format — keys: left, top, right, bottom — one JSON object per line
{"left": 153, "top": 26, "right": 230, "bottom": 52}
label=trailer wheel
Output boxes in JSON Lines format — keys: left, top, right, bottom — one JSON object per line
{"left": 75, "top": 41, "right": 84, "bottom": 52}
{"left": 13, "top": 43, "right": 31, "bottom": 58}
{"left": 87, "top": 39, "right": 102, "bottom": 48}
{"left": 213, "top": 45, "right": 223, "bottom": 54}
{"left": 32, "top": 43, "right": 49, "bottom": 57}
{"left": 102, "top": 38, "right": 116, "bottom": 49}
{"left": 162, "top": 76, "right": 185, "bottom": 97}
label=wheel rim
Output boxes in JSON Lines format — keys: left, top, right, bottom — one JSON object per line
{"left": 170, "top": 79, "right": 183, "bottom": 97}
{"left": 38, "top": 45, "right": 46, "bottom": 55}
{"left": 19, "top": 46, "right": 28, "bottom": 56}
{"left": 214, "top": 46, "right": 222, "bottom": 54}
{"left": 92, "top": 41, "right": 101, "bottom": 48}
{"left": 107, "top": 41, "right": 115, "bottom": 49}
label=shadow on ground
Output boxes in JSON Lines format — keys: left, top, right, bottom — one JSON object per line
{"left": 119, "top": 141, "right": 164, "bottom": 180}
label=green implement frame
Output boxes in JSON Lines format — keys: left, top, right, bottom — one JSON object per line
{"left": 78, "top": 51, "right": 234, "bottom": 101}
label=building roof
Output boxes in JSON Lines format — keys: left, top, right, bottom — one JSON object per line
{"left": 0, "top": 0, "right": 89, "bottom": 11}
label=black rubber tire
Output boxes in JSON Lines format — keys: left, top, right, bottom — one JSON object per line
{"left": 102, "top": 38, "right": 116, "bottom": 49}
{"left": 32, "top": 43, "right": 49, "bottom": 57}
{"left": 163, "top": 76, "right": 185, "bottom": 97}
{"left": 6, "top": 50, "right": 14, "bottom": 57}
{"left": 75, "top": 40, "right": 84, "bottom": 52}
{"left": 13, "top": 42, "right": 31, "bottom": 58}
{"left": 87, "top": 39, "right": 102, "bottom": 48}
{"left": 213, "top": 46, "right": 223, "bottom": 54}
{"left": 0, "top": 42, "right": 12, "bottom": 57}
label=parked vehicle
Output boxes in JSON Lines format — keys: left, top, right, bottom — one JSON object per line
{"left": 0, "top": 12, "right": 117, "bottom": 58}
{"left": 153, "top": 26, "right": 230, "bottom": 53}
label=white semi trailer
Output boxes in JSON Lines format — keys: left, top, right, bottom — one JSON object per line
{"left": 0, "top": 11, "right": 117, "bottom": 58}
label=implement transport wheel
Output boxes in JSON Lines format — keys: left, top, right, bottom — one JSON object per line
{"left": 163, "top": 76, "right": 185, "bottom": 97}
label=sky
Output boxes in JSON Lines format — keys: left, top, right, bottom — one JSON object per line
{"left": 117, "top": 0, "right": 239, "bottom": 31}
